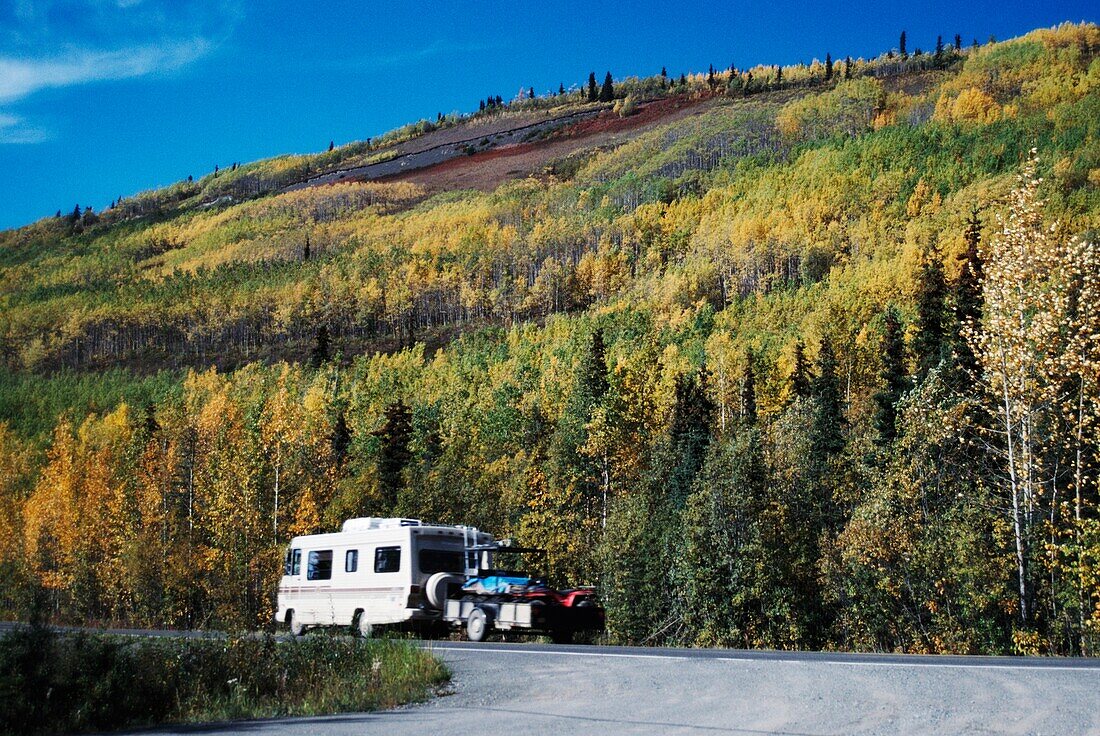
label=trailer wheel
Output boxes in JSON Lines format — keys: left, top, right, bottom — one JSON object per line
{"left": 550, "top": 628, "right": 573, "bottom": 644}
{"left": 466, "top": 607, "right": 490, "bottom": 642}
{"left": 288, "top": 609, "right": 304, "bottom": 637}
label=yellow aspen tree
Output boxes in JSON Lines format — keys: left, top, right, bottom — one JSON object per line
{"left": 261, "top": 365, "right": 304, "bottom": 542}
{"left": 966, "top": 152, "right": 1066, "bottom": 626}
{"left": 23, "top": 421, "right": 80, "bottom": 594}
{"left": 77, "top": 406, "right": 134, "bottom": 618}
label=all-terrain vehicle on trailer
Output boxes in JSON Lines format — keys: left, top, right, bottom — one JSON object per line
{"left": 435, "top": 542, "right": 603, "bottom": 643}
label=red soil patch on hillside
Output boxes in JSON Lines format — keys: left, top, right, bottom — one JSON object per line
{"left": 378, "top": 94, "right": 713, "bottom": 192}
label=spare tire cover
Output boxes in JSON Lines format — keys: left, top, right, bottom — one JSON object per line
{"left": 425, "top": 572, "right": 464, "bottom": 609}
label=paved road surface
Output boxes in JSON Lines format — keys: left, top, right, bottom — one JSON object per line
{"left": 135, "top": 640, "right": 1100, "bottom": 736}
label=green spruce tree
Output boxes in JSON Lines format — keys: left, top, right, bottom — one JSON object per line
{"left": 873, "top": 306, "right": 908, "bottom": 447}
{"left": 789, "top": 340, "right": 813, "bottom": 402}
{"left": 912, "top": 249, "right": 948, "bottom": 381}
{"left": 309, "top": 326, "right": 330, "bottom": 369}
{"left": 809, "top": 336, "right": 846, "bottom": 473}
{"left": 599, "top": 71, "right": 615, "bottom": 102}
{"left": 741, "top": 351, "right": 758, "bottom": 425}
{"left": 667, "top": 368, "right": 716, "bottom": 506}
{"left": 375, "top": 400, "right": 413, "bottom": 510}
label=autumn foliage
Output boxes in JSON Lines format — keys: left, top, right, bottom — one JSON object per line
{"left": 1, "top": 23, "right": 1099, "bottom": 653}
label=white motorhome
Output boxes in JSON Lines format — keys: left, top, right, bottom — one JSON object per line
{"left": 275, "top": 517, "right": 493, "bottom": 636}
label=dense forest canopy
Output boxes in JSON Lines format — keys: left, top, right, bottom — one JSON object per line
{"left": 1, "top": 23, "right": 1099, "bottom": 654}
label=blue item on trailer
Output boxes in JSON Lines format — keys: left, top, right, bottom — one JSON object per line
{"left": 463, "top": 574, "right": 535, "bottom": 595}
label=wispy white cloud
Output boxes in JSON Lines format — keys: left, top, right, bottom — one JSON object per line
{"left": 0, "top": 39, "right": 213, "bottom": 103}
{"left": 0, "top": 112, "right": 49, "bottom": 144}
{"left": 0, "top": 0, "right": 239, "bottom": 143}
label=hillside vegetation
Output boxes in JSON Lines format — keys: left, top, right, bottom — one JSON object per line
{"left": 1, "top": 24, "right": 1099, "bottom": 654}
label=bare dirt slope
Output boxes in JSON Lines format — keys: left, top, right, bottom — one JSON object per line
{"left": 386, "top": 95, "right": 718, "bottom": 192}
{"left": 288, "top": 94, "right": 720, "bottom": 197}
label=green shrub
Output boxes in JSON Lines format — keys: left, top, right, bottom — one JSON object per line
{"left": 0, "top": 626, "right": 448, "bottom": 735}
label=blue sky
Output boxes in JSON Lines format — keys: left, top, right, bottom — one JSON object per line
{"left": 0, "top": 0, "right": 1095, "bottom": 230}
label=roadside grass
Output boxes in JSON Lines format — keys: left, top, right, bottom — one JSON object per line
{"left": 0, "top": 624, "right": 449, "bottom": 735}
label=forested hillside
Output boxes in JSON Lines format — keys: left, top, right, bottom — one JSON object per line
{"left": 1, "top": 23, "right": 1099, "bottom": 654}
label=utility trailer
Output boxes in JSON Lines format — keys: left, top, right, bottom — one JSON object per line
{"left": 437, "top": 543, "right": 604, "bottom": 643}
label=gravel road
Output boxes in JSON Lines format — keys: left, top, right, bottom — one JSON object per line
{"left": 138, "top": 641, "right": 1100, "bottom": 736}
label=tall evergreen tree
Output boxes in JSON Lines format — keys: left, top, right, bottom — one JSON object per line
{"left": 873, "top": 306, "right": 908, "bottom": 447}
{"left": 775, "top": 65, "right": 783, "bottom": 85}
{"left": 599, "top": 71, "right": 615, "bottom": 102}
{"left": 559, "top": 82, "right": 565, "bottom": 95}
{"left": 375, "top": 401, "right": 412, "bottom": 510}
{"left": 741, "top": 351, "right": 758, "bottom": 425}
{"left": 935, "top": 35, "right": 945, "bottom": 62}
{"left": 951, "top": 211, "right": 984, "bottom": 380}
{"left": 912, "top": 249, "right": 949, "bottom": 381}
{"left": 954, "top": 33, "right": 962, "bottom": 51}
{"left": 587, "top": 72, "right": 598, "bottom": 102}
{"left": 579, "top": 329, "right": 609, "bottom": 403}
{"left": 789, "top": 340, "right": 812, "bottom": 401}
{"left": 844, "top": 56, "right": 852, "bottom": 79}
{"left": 330, "top": 408, "right": 351, "bottom": 466}
{"left": 302, "top": 233, "right": 311, "bottom": 261}
{"left": 549, "top": 327, "right": 611, "bottom": 540}
{"left": 667, "top": 369, "right": 716, "bottom": 506}
{"left": 900, "top": 30, "right": 908, "bottom": 58}
{"left": 809, "top": 336, "right": 846, "bottom": 467}
{"left": 679, "top": 425, "right": 769, "bottom": 646}
{"left": 824, "top": 53, "right": 833, "bottom": 80}
{"left": 309, "top": 326, "right": 330, "bottom": 369}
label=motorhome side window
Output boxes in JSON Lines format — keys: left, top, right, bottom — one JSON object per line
{"left": 374, "top": 546, "right": 401, "bottom": 573}
{"left": 345, "top": 549, "right": 358, "bottom": 573}
{"left": 307, "top": 550, "right": 332, "bottom": 580}
{"left": 285, "top": 548, "right": 301, "bottom": 576}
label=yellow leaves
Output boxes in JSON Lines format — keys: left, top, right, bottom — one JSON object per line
{"left": 1011, "top": 627, "right": 1043, "bottom": 655}
{"left": 776, "top": 78, "right": 884, "bottom": 141}
{"left": 906, "top": 179, "right": 942, "bottom": 218}
{"left": 935, "top": 87, "right": 1002, "bottom": 124}
{"left": 872, "top": 109, "right": 897, "bottom": 130}
{"left": 1032, "top": 21, "right": 1100, "bottom": 53}
{"left": 22, "top": 406, "right": 136, "bottom": 592}
{"left": 290, "top": 487, "right": 322, "bottom": 537}
{"left": 574, "top": 248, "right": 630, "bottom": 302}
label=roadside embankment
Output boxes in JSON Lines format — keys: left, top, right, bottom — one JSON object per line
{"left": 0, "top": 625, "right": 448, "bottom": 735}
